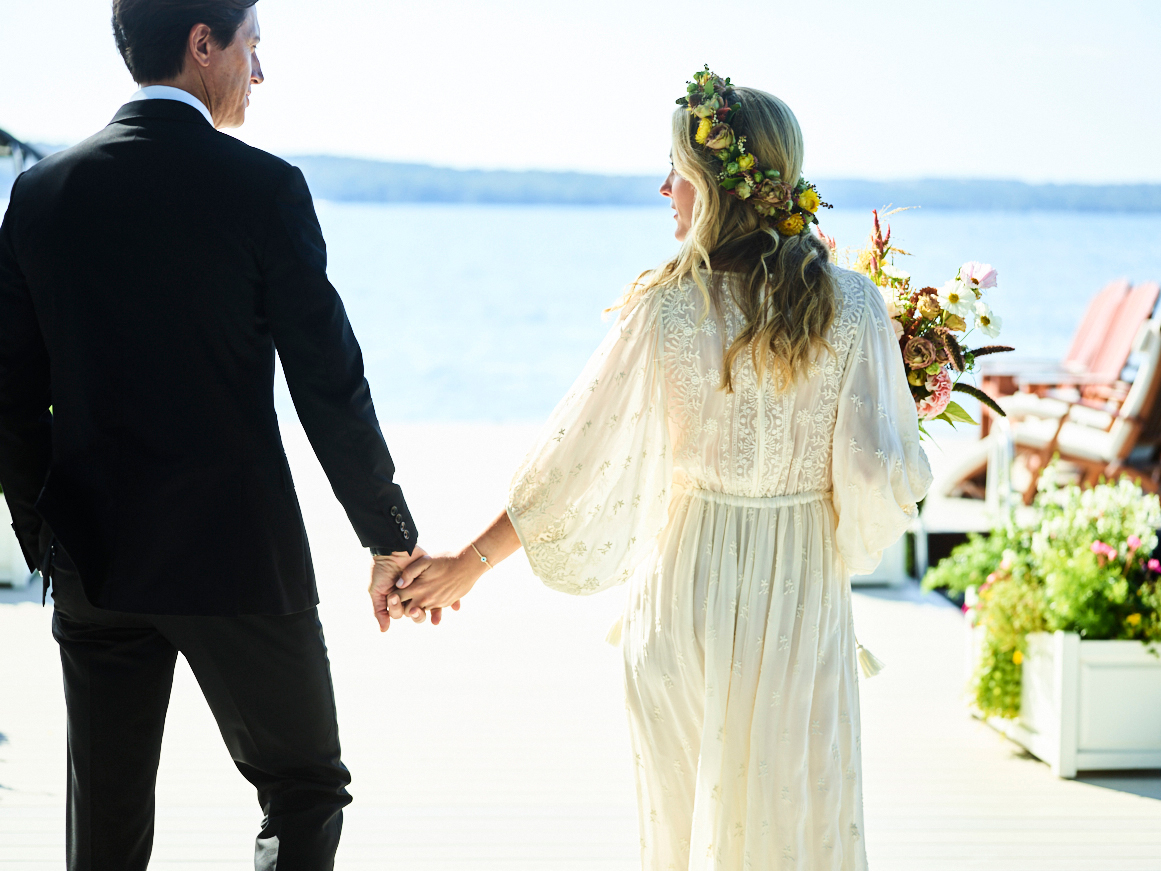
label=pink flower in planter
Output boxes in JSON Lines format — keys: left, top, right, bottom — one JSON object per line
{"left": 1127, "top": 535, "right": 1142, "bottom": 552}
{"left": 1149, "top": 558, "right": 1161, "bottom": 573}
{"left": 1090, "top": 540, "right": 1120, "bottom": 562}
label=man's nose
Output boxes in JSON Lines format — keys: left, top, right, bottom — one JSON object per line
{"left": 252, "top": 56, "right": 265, "bottom": 84}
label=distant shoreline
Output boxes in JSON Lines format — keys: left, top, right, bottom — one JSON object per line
{"left": 3, "top": 152, "right": 1160, "bottom": 212}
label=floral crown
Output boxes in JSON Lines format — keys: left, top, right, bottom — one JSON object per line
{"left": 677, "top": 66, "right": 830, "bottom": 238}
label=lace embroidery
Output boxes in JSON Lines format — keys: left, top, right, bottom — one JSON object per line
{"left": 659, "top": 267, "right": 865, "bottom": 497}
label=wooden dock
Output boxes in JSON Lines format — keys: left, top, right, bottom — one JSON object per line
{"left": 2, "top": 423, "right": 1160, "bottom": 869}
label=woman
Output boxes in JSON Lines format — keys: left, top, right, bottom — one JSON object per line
{"left": 394, "top": 70, "right": 931, "bottom": 870}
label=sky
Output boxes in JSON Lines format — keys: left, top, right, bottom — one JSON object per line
{"left": 2, "top": 0, "right": 1159, "bottom": 182}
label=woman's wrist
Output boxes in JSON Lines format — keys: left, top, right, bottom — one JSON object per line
{"left": 457, "top": 545, "right": 491, "bottom": 583}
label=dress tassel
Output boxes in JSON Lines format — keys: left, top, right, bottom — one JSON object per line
{"left": 857, "top": 643, "right": 885, "bottom": 678}
{"left": 605, "top": 615, "right": 625, "bottom": 647}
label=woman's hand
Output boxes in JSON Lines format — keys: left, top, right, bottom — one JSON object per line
{"left": 387, "top": 510, "right": 522, "bottom": 621}
{"left": 393, "top": 547, "right": 486, "bottom": 612}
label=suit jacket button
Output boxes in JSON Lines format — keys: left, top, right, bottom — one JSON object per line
{"left": 403, "top": 532, "right": 410, "bottom": 540}
{"left": 390, "top": 507, "right": 398, "bottom": 517}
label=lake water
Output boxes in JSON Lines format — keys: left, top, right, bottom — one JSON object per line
{"left": 5, "top": 197, "right": 1161, "bottom": 421}
{"left": 308, "top": 202, "right": 1161, "bottom": 421}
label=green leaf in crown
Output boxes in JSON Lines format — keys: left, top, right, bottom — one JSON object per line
{"left": 677, "top": 65, "right": 832, "bottom": 238}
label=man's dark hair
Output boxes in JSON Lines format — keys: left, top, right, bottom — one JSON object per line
{"left": 112, "top": 0, "right": 258, "bottom": 83}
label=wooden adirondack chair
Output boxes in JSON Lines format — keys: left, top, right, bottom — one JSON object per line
{"left": 1011, "top": 317, "right": 1161, "bottom": 502}
{"left": 989, "top": 281, "right": 1160, "bottom": 429}
{"left": 1021, "top": 281, "right": 1160, "bottom": 393}
{"left": 978, "top": 279, "right": 1130, "bottom": 435}
{"left": 939, "top": 316, "right": 1161, "bottom": 504}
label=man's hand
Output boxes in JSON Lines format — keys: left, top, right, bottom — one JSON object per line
{"left": 369, "top": 548, "right": 431, "bottom": 632}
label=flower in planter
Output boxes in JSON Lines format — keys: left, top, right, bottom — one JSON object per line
{"left": 922, "top": 466, "right": 1161, "bottom": 719}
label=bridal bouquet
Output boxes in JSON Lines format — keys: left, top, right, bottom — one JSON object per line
{"left": 840, "top": 210, "right": 1013, "bottom": 428}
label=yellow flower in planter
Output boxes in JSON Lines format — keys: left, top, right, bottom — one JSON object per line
{"left": 1127, "top": 613, "right": 1143, "bottom": 626}
{"left": 1012, "top": 650, "right": 1024, "bottom": 665}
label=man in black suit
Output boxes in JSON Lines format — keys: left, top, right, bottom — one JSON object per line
{"left": 0, "top": 1, "right": 432, "bottom": 867}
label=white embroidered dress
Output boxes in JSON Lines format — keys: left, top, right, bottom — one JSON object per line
{"left": 508, "top": 267, "right": 931, "bottom": 871}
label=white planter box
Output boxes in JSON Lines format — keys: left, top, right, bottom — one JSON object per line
{"left": 0, "top": 498, "right": 32, "bottom": 588}
{"left": 972, "top": 628, "right": 1161, "bottom": 778}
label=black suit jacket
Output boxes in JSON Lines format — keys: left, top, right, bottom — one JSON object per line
{"left": 0, "top": 99, "right": 416, "bottom": 615}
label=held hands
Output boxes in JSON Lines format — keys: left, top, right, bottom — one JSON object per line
{"left": 392, "top": 546, "right": 487, "bottom": 614}
{"left": 376, "top": 510, "right": 520, "bottom": 630}
{"left": 369, "top": 548, "right": 445, "bottom": 632}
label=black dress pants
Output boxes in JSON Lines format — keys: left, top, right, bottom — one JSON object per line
{"left": 50, "top": 563, "right": 352, "bottom": 871}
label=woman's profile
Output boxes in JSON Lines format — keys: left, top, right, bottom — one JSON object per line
{"left": 395, "top": 69, "right": 932, "bottom": 869}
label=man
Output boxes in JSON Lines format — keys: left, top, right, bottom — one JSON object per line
{"left": 0, "top": 1, "right": 430, "bottom": 867}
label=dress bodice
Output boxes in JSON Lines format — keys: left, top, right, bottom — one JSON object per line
{"left": 661, "top": 268, "right": 868, "bottom": 499}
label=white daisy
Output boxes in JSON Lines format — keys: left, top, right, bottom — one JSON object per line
{"left": 937, "top": 278, "right": 974, "bottom": 317}
{"left": 974, "top": 300, "right": 1002, "bottom": 338}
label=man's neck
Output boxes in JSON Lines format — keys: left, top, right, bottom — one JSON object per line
{"left": 138, "top": 76, "right": 215, "bottom": 124}
{"left": 132, "top": 83, "right": 215, "bottom": 128}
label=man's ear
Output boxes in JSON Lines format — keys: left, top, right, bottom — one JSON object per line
{"left": 187, "top": 23, "right": 215, "bottom": 70}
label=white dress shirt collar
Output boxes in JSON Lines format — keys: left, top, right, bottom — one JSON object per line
{"left": 129, "top": 85, "right": 214, "bottom": 128}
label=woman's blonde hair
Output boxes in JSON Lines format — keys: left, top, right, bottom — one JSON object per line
{"left": 629, "top": 87, "right": 837, "bottom": 393}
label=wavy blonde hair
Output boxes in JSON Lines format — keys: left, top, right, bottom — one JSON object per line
{"left": 628, "top": 87, "right": 836, "bottom": 392}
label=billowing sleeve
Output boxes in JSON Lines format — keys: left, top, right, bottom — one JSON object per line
{"left": 831, "top": 278, "right": 933, "bottom": 575}
{"left": 508, "top": 290, "right": 672, "bottom": 595}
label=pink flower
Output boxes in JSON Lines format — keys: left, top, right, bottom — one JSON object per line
{"left": 999, "top": 557, "right": 1012, "bottom": 571}
{"left": 916, "top": 369, "right": 953, "bottom": 420}
{"left": 1128, "top": 535, "right": 1142, "bottom": 552}
{"left": 1091, "top": 541, "right": 1106, "bottom": 555}
{"left": 960, "top": 261, "right": 998, "bottom": 292}
{"left": 1149, "top": 559, "right": 1161, "bottom": 573}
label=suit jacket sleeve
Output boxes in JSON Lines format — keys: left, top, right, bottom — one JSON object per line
{"left": 0, "top": 176, "right": 54, "bottom": 572}
{"left": 263, "top": 165, "right": 416, "bottom": 554}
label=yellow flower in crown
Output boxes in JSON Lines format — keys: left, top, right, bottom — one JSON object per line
{"left": 695, "top": 117, "right": 713, "bottom": 145}
{"left": 1012, "top": 650, "right": 1024, "bottom": 665}
{"left": 777, "top": 214, "right": 806, "bottom": 236}
{"left": 1127, "top": 613, "right": 1143, "bottom": 626}
{"left": 737, "top": 153, "right": 756, "bottom": 172}
{"left": 797, "top": 187, "right": 821, "bottom": 213}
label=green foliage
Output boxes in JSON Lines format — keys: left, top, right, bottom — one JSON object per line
{"left": 924, "top": 466, "right": 1161, "bottom": 718}
{"left": 969, "top": 548, "right": 1045, "bottom": 718}
{"left": 934, "top": 400, "right": 978, "bottom": 427}
{"left": 974, "top": 638, "right": 1024, "bottom": 719}
{"left": 921, "top": 526, "right": 1018, "bottom": 596}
